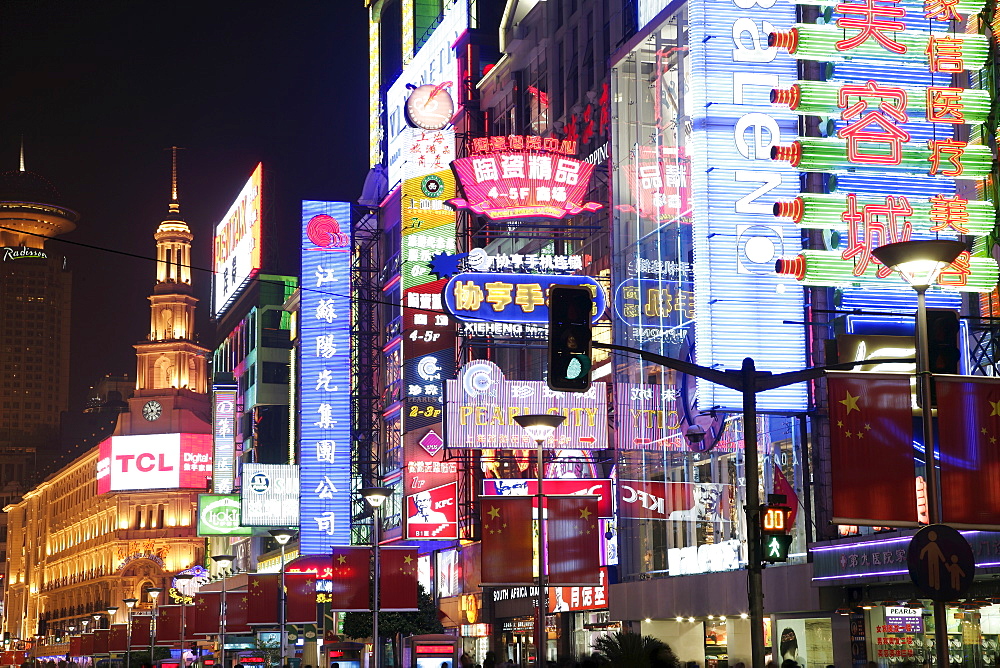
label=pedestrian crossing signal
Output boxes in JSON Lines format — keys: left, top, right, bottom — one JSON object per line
{"left": 761, "top": 505, "right": 791, "bottom": 534}
{"left": 762, "top": 534, "right": 793, "bottom": 563}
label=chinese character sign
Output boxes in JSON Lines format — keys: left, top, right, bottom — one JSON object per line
{"left": 299, "top": 200, "right": 353, "bottom": 551}
{"left": 213, "top": 163, "right": 263, "bottom": 317}
{"left": 212, "top": 386, "right": 237, "bottom": 494}
{"left": 443, "top": 273, "right": 607, "bottom": 326}
{"left": 449, "top": 136, "right": 603, "bottom": 221}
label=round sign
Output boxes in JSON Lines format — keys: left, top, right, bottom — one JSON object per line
{"left": 405, "top": 83, "right": 455, "bottom": 130}
{"left": 248, "top": 472, "right": 270, "bottom": 494}
{"left": 907, "top": 524, "right": 975, "bottom": 602}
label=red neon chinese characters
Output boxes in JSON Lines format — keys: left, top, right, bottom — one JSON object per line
{"left": 926, "top": 35, "right": 965, "bottom": 72}
{"left": 841, "top": 194, "right": 914, "bottom": 277}
{"left": 925, "top": 0, "right": 961, "bottom": 20}
{"left": 927, "top": 139, "right": 967, "bottom": 176}
{"left": 837, "top": 81, "right": 910, "bottom": 165}
{"left": 938, "top": 250, "right": 971, "bottom": 287}
{"left": 926, "top": 87, "right": 965, "bottom": 124}
{"left": 835, "top": 0, "right": 907, "bottom": 54}
{"left": 929, "top": 195, "right": 970, "bottom": 233}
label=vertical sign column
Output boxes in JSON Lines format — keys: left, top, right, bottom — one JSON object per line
{"left": 212, "top": 385, "right": 237, "bottom": 494}
{"left": 300, "top": 201, "right": 353, "bottom": 551}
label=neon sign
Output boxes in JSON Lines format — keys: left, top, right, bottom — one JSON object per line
{"left": 212, "top": 163, "right": 262, "bottom": 317}
{"left": 442, "top": 273, "right": 606, "bottom": 325}
{"left": 449, "top": 135, "right": 602, "bottom": 221}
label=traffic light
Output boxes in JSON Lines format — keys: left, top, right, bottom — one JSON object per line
{"left": 760, "top": 504, "right": 793, "bottom": 563}
{"left": 547, "top": 285, "right": 594, "bottom": 392}
{"left": 926, "top": 309, "right": 960, "bottom": 375}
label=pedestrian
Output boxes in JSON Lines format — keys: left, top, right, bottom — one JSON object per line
{"left": 460, "top": 653, "right": 474, "bottom": 668}
{"left": 483, "top": 651, "right": 495, "bottom": 668}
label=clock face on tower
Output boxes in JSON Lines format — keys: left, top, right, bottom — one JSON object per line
{"left": 405, "top": 82, "right": 455, "bottom": 130}
{"left": 142, "top": 400, "right": 163, "bottom": 421}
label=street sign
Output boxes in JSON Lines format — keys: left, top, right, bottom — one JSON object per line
{"left": 907, "top": 524, "right": 975, "bottom": 602}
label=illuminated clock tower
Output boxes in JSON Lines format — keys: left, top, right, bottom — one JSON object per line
{"left": 120, "top": 149, "right": 211, "bottom": 436}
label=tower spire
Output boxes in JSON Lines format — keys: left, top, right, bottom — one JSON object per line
{"left": 167, "top": 146, "right": 183, "bottom": 216}
{"left": 19, "top": 137, "right": 25, "bottom": 172}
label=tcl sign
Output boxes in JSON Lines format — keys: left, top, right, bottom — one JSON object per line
{"left": 97, "top": 433, "right": 213, "bottom": 494}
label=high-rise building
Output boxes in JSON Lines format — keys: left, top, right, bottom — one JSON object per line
{"left": 0, "top": 150, "right": 78, "bottom": 486}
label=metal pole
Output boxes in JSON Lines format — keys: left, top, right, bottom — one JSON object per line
{"left": 914, "top": 285, "right": 950, "bottom": 667}
{"left": 535, "top": 436, "right": 546, "bottom": 668}
{"left": 743, "top": 358, "right": 766, "bottom": 668}
{"left": 373, "top": 510, "right": 381, "bottom": 668}
{"left": 180, "top": 601, "right": 186, "bottom": 668}
{"left": 280, "top": 544, "right": 287, "bottom": 668}
{"left": 126, "top": 609, "right": 132, "bottom": 668}
{"left": 151, "top": 605, "right": 156, "bottom": 663}
{"left": 220, "top": 571, "right": 227, "bottom": 668}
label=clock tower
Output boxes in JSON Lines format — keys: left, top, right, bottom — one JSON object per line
{"left": 119, "top": 149, "right": 211, "bottom": 436}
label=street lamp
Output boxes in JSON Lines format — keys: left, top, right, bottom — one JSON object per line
{"left": 123, "top": 598, "right": 138, "bottom": 668}
{"left": 147, "top": 587, "right": 163, "bottom": 664}
{"left": 268, "top": 529, "right": 297, "bottom": 668}
{"left": 92, "top": 614, "right": 101, "bottom": 630}
{"left": 513, "top": 414, "right": 566, "bottom": 668}
{"left": 174, "top": 574, "right": 195, "bottom": 668}
{"left": 211, "top": 555, "right": 235, "bottom": 668}
{"left": 361, "top": 487, "right": 392, "bottom": 668}
{"left": 872, "top": 238, "right": 966, "bottom": 668}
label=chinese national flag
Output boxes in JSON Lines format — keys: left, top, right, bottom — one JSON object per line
{"left": 155, "top": 605, "right": 182, "bottom": 643}
{"left": 248, "top": 573, "right": 280, "bottom": 625}
{"left": 329, "top": 546, "right": 370, "bottom": 612}
{"left": 286, "top": 570, "right": 319, "bottom": 623}
{"left": 108, "top": 624, "right": 128, "bottom": 652}
{"left": 546, "top": 496, "right": 601, "bottom": 586}
{"left": 227, "top": 592, "right": 251, "bottom": 634}
{"left": 936, "top": 376, "right": 1000, "bottom": 528}
{"left": 69, "top": 636, "right": 82, "bottom": 657}
{"left": 828, "top": 372, "right": 916, "bottom": 526}
{"left": 379, "top": 547, "right": 419, "bottom": 611}
{"left": 773, "top": 464, "right": 799, "bottom": 527}
{"left": 80, "top": 633, "right": 94, "bottom": 656}
{"left": 130, "top": 615, "right": 151, "bottom": 647}
{"left": 190, "top": 592, "right": 221, "bottom": 636}
{"left": 93, "top": 629, "right": 110, "bottom": 654}
{"left": 481, "top": 496, "right": 534, "bottom": 585}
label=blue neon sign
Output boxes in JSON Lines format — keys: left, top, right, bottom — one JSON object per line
{"left": 442, "top": 273, "right": 606, "bottom": 325}
{"left": 299, "top": 201, "right": 353, "bottom": 551}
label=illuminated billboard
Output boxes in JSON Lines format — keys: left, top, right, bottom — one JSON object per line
{"left": 442, "top": 274, "right": 607, "bottom": 325}
{"left": 211, "top": 385, "right": 237, "bottom": 494}
{"left": 482, "top": 479, "right": 614, "bottom": 517}
{"left": 385, "top": 0, "right": 467, "bottom": 187}
{"left": 241, "top": 463, "right": 300, "bottom": 527}
{"left": 444, "top": 360, "right": 607, "bottom": 449}
{"left": 298, "top": 201, "right": 353, "bottom": 550}
{"left": 449, "top": 135, "right": 602, "bottom": 221}
{"left": 212, "top": 163, "right": 263, "bottom": 317}
{"left": 197, "top": 494, "right": 252, "bottom": 536}
{"left": 96, "top": 433, "right": 212, "bottom": 494}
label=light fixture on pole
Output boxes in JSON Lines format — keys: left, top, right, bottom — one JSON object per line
{"left": 361, "top": 487, "right": 392, "bottom": 668}
{"left": 92, "top": 614, "right": 101, "bottom": 629}
{"left": 147, "top": 587, "right": 163, "bottom": 664}
{"left": 211, "top": 555, "right": 235, "bottom": 668}
{"left": 513, "top": 413, "right": 566, "bottom": 668}
{"left": 268, "top": 528, "right": 297, "bottom": 668}
{"left": 174, "top": 574, "right": 195, "bottom": 668}
{"left": 82, "top": 619, "right": 89, "bottom": 632}
{"left": 123, "top": 598, "right": 138, "bottom": 668}
{"left": 872, "top": 238, "right": 966, "bottom": 668}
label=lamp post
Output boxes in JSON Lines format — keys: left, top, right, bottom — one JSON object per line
{"left": 82, "top": 619, "right": 89, "bottom": 633}
{"left": 513, "top": 414, "right": 566, "bottom": 668}
{"left": 174, "top": 574, "right": 195, "bottom": 668}
{"left": 361, "top": 487, "right": 392, "bottom": 668}
{"left": 92, "top": 614, "right": 101, "bottom": 630}
{"left": 147, "top": 587, "right": 163, "bottom": 665}
{"left": 872, "top": 238, "right": 966, "bottom": 668}
{"left": 211, "top": 555, "right": 235, "bottom": 668}
{"left": 268, "top": 529, "right": 297, "bottom": 668}
{"left": 124, "top": 598, "right": 138, "bottom": 668}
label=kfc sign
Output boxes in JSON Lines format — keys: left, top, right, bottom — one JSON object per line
{"left": 619, "top": 479, "right": 733, "bottom": 523}
{"left": 482, "top": 479, "right": 614, "bottom": 518}
{"left": 97, "top": 434, "right": 213, "bottom": 494}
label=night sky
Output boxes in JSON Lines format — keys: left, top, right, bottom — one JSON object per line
{"left": 0, "top": 1, "right": 370, "bottom": 407}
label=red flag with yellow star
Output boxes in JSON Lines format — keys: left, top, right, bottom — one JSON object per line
{"left": 189, "top": 592, "right": 221, "bottom": 636}
{"left": 108, "top": 624, "right": 128, "bottom": 652}
{"left": 546, "top": 496, "right": 601, "bottom": 586}
{"left": 130, "top": 615, "right": 151, "bottom": 646}
{"left": 327, "top": 546, "right": 370, "bottom": 612}
{"left": 227, "top": 590, "right": 252, "bottom": 633}
{"left": 481, "top": 496, "right": 534, "bottom": 585}
{"left": 936, "top": 376, "right": 1000, "bottom": 528}
{"left": 155, "top": 605, "right": 182, "bottom": 643}
{"left": 828, "top": 372, "right": 916, "bottom": 526}
{"left": 379, "top": 546, "right": 419, "bottom": 611}
{"left": 247, "top": 573, "right": 280, "bottom": 626}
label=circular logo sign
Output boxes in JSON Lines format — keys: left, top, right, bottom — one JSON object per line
{"left": 421, "top": 175, "right": 444, "bottom": 198}
{"left": 248, "top": 472, "right": 271, "bottom": 494}
{"left": 200, "top": 497, "right": 243, "bottom": 534}
{"left": 907, "top": 524, "right": 975, "bottom": 602}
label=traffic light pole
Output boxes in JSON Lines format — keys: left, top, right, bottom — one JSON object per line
{"left": 592, "top": 344, "right": 914, "bottom": 668}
